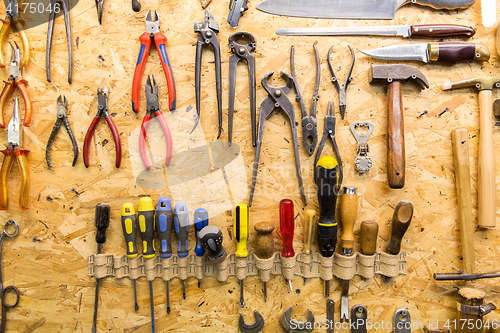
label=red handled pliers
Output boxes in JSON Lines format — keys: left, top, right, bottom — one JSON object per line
{"left": 83, "top": 85, "right": 122, "bottom": 168}
{"left": 140, "top": 75, "right": 173, "bottom": 170}
{"left": 132, "top": 10, "right": 176, "bottom": 113}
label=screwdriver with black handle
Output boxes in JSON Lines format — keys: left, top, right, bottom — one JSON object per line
{"left": 174, "top": 202, "right": 189, "bottom": 299}
{"left": 383, "top": 200, "right": 413, "bottom": 283}
{"left": 234, "top": 204, "right": 249, "bottom": 308}
{"left": 194, "top": 208, "right": 208, "bottom": 288}
{"left": 138, "top": 197, "right": 156, "bottom": 333}
{"left": 315, "top": 156, "right": 340, "bottom": 297}
{"left": 339, "top": 187, "right": 358, "bottom": 322}
{"left": 155, "top": 196, "right": 173, "bottom": 314}
{"left": 92, "top": 203, "right": 110, "bottom": 333}
{"left": 121, "top": 203, "right": 139, "bottom": 312}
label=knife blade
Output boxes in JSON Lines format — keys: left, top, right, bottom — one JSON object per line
{"left": 276, "top": 24, "right": 475, "bottom": 38}
{"left": 257, "top": 0, "right": 476, "bottom": 20}
{"left": 361, "top": 42, "right": 490, "bottom": 63}
{"left": 481, "top": 0, "right": 496, "bottom": 27}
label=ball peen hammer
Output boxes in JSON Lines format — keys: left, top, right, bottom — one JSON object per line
{"left": 443, "top": 77, "right": 500, "bottom": 229}
{"left": 369, "top": 64, "right": 429, "bottom": 188}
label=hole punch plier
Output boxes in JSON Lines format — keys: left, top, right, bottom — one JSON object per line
{"left": 0, "top": 42, "right": 32, "bottom": 128}
{"left": 140, "top": 75, "right": 173, "bottom": 170}
{"left": 328, "top": 45, "right": 355, "bottom": 120}
{"left": 228, "top": 31, "right": 256, "bottom": 147}
{"left": 45, "top": 95, "right": 78, "bottom": 168}
{"left": 249, "top": 71, "right": 306, "bottom": 207}
{"left": 193, "top": 10, "right": 222, "bottom": 137}
{"left": 132, "top": 10, "right": 176, "bottom": 113}
{"left": 46, "top": 0, "right": 72, "bottom": 83}
{"left": 0, "top": 98, "right": 29, "bottom": 210}
{"left": 314, "top": 101, "right": 343, "bottom": 188}
{"left": 0, "top": 0, "right": 29, "bottom": 68}
{"left": 291, "top": 44, "right": 319, "bottom": 156}
{"left": 83, "top": 86, "right": 122, "bottom": 168}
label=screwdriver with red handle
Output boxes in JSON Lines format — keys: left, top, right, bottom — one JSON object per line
{"left": 280, "top": 198, "right": 295, "bottom": 292}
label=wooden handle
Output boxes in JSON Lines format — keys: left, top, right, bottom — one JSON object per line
{"left": 410, "top": 24, "right": 475, "bottom": 38}
{"left": 428, "top": 42, "right": 490, "bottom": 63}
{"left": 360, "top": 220, "right": 379, "bottom": 255}
{"left": 496, "top": 24, "right": 500, "bottom": 58}
{"left": 386, "top": 201, "right": 413, "bottom": 254}
{"left": 340, "top": 187, "right": 358, "bottom": 252}
{"left": 452, "top": 129, "right": 475, "bottom": 274}
{"left": 478, "top": 90, "right": 496, "bottom": 229}
{"left": 303, "top": 210, "right": 315, "bottom": 255}
{"left": 254, "top": 222, "right": 275, "bottom": 259}
{"left": 387, "top": 81, "right": 405, "bottom": 188}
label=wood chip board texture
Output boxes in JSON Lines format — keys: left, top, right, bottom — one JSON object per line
{"left": 1, "top": 0, "right": 500, "bottom": 332}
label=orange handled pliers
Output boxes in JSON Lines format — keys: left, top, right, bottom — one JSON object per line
{"left": 132, "top": 10, "right": 176, "bottom": 113}
{"left": 0, "top": 0, "right": 29, "bottom": 68}
{"left": 0, "top": 98, "right": 29, "bottom": 210}
{"left": 0, "top": 42, "right": 31, "bottom": 128}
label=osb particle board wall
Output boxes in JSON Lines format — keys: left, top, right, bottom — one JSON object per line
{"left": 1, "top": 0, "right": 500, "bottom": 331}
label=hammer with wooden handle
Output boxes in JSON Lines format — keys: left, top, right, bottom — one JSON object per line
{"left": 369, "top": 64, "right": 429, "bottom": 188}
{"left": 443, "top": 77, "right": 500, "bottom": 229}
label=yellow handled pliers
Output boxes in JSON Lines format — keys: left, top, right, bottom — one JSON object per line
{"left": 0, "top": 0, "right": 29, "bottom": 68}
{"left": 0, "top": 98, "right": 29, "bottom": 210}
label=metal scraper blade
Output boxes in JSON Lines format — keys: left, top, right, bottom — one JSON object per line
{"left": 256, "top": 0, "right": 397, "bottom": 19}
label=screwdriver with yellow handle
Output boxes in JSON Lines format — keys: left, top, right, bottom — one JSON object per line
{"left": 315, "top": 156, "right": 340, "bottom": 297}
{"left": 303, "top": 209, "right": 315, "bottom": 285}
{"left": 138, "top": 197, "right": 156, "bottom": 333}
{"left": 234, "top": 203, "right": 249, "bottom": 308}
{"left": 121, "top": 203, "right": 139, "bottom": 312}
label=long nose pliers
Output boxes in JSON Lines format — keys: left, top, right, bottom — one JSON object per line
{"left": 132, "top": 10, "right": 176, "bottom": 113}
{"left": 140, "top": 75, "right": 173, "bottom": 170}
{"left": 0, "top": 98, "right": 29, "bottom": 210}
{"left": 328, "top": 45, "right": 355, "bottom": 120}
{"left": 291, "top": 44, "right": 319, "bottom": 156}
{"left": 193, "top": 10, "right": 222, "bottom": 137}
{"left": 0, "top": 42, "right": 32, "bottom": 128}
{"left": 46, "top": 0, "right": 72, "bottom": 83}
{"left": 83, "top": 86, "right": 122, "bottom": 168}
{"left": 45, "top": 95, "right": 78, "bottom": 168}
{"left": 0, "top": 0, "right": 29, "bottom": 68}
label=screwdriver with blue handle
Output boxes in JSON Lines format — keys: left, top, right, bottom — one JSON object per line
{"left": 155, "top": 196, "right": 173, "bottom": 314}
{"left": 121, "top": 203, "right": 139, "bottom": 312}
{"left": 234, "top": 204, "right": 249, "bottom": 308}
{"left": 174, "top": 202, "right": 189, "bottom": 299}
{"left": 139, "top": 197, "right": 156, "bottom": 333}
{"left": 194, "top": 208, "right": 208, "bottom": 288}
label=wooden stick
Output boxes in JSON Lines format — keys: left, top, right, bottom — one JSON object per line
{"left": 452, "top": 129, "right": 475, "bottom": 274}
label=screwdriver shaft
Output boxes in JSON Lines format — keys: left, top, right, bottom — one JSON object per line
{"left": 166, "top": 281, "right": 170, "bottom": 314}
{"left": 264, "top": 282, "right": 267, "bottom": 302}
{"left": 133, "top": 279, "right": 138, "bottom": 311}
{"left": 149, "top": 281, "right": 155, "bottom": 333}
{"left": 91, "top": 278, "right": 99, "bottom": 333}
{"left": 288, "top": 279, "right": 293, "bottom": 292}
{"left": 325, "top": 280, "right": 330, "bottom": 297}
{"left": 239, "top": 279, "right": 245, "bottom": 308}
{"left": 182, "top": 280, "right": 186, "bottom": 300}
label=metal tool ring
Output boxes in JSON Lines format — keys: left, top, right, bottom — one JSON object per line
{"left": 228, "top": 31, "right": 257, "bottom": 53}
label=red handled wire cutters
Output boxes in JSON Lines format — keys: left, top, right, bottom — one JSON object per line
{"left": 132, "top": 10, "right": 176, "bottom": 113}
{"left": 140, "top": 75, "right": 173, "bottom": 170}
{"left": 83, "top": 85, "right": 122, "bottom": 168}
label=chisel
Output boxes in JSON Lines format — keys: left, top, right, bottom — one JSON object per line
{"left": 155, "top": 196, "right": 173, "bottom": 314}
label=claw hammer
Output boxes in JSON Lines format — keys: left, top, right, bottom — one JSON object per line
{"left": 443, "top": 77, "right": 500, "bottom": 229}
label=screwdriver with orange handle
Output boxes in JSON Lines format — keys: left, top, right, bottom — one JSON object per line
{"left": 121, "top": 203, "right": 139, "bottom": 312}
{"left": 138, "top": 197, "right": 156, "bottom": 333}
{"left": 339, "top": 187, "right": 358, "bottom": 322}
{"left": 303, "top": 209, "right": 315, "bottom": 285}
{"left": 234, "top": 203, "right": 249, "bottom": 308}
{"left": 315, "top": 156, "right": 340, "bottom": 297}
{"left": 280, "top": 198, "right": 295, "bottom": 292}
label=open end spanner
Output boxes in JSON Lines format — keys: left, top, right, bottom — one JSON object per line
{"left": 351, "top": 305, "right": 367, "bottom": 333}
{"left": 281, "top": 306, "right": 315, "bottom": 333}
{"left": 395, "top": 308, "right": 411, "bottom": 333}
{"left": 239, "top": 310, "right": 264, "bottom": 333}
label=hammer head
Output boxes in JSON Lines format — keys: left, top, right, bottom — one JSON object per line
{"left": 369, "top": 64, "right": 429, "bottom": 90}
{"left": 442, "top": 77, "right": 500, "bottom": 91}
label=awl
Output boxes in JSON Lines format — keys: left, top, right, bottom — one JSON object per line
{"left": 276, "top": 24, "right": 475, "bottom": 38}
{"left": 362, "top": 42, "right": 489, "bottom": 63}
{"left": 257, "top": 0, "right": 476, "bottom": 20}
